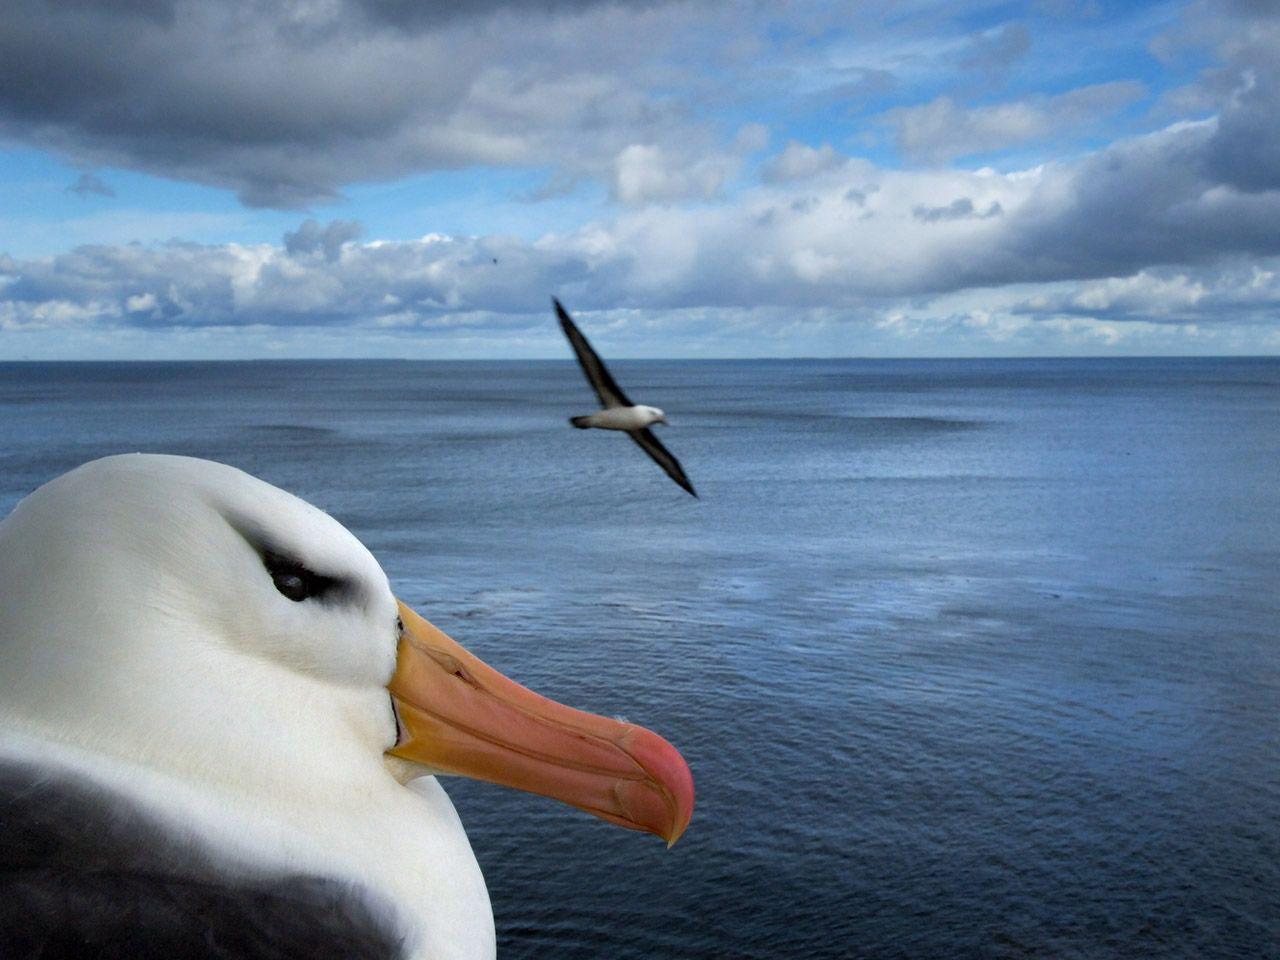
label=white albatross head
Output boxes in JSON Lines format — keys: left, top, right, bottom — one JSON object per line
{"left": 0, "top": 454, "right": 693, "bottom": 957}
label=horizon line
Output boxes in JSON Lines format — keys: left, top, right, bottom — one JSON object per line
{"left": 0, "top": 353, "right": 1277, "bottom": 364}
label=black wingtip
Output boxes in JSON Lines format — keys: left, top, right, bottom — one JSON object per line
{"left": 552, "top": 297, "right": 577, "bottom": 335}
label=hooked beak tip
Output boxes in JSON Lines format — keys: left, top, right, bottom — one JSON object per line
{"left": 389, "top": 601, "right": 695, "bottom": 844}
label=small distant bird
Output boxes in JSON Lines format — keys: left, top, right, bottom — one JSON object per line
{"left": 554, "top": 298, "right": 697, "bottom": 498}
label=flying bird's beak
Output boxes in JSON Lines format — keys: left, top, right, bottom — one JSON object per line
{"left": 387, "top": 601, "right": 694, "bottom": 846}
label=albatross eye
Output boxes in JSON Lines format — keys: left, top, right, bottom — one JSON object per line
{"left": 263, "top": 551, "right": 337, "bottom": 603}
{"left": 274, "top": 571, "right": 308, "bottom": 601}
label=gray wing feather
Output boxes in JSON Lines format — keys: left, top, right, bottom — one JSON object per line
{"left": 0, "top": 760, "right": 405, "bottom": 959}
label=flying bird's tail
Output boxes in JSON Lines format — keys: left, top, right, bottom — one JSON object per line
{"left": 570, "top": 416, "right": 592, "bottom": 429}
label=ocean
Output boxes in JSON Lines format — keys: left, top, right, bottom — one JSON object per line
{"left": 1, "top": 357, "right": 1277, "bottom": 959}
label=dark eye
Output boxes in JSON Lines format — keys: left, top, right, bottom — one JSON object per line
{"left": 274, "top": 570, "right": 308, "bottom": 602}
{"left": 396, "top": 616, "right": 404, "bottom": 638}
{"left": 263, "top": 551, "right": 337, "bottom": 603}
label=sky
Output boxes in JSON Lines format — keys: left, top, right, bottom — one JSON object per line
{"left": 1, "top": 0, "right": 1279, "bottom": 359}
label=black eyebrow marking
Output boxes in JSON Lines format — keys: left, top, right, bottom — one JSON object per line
{"left": 262, "top": 550, "right": 344, "bottom": 603}
{"left": 223, "top": 511, "right": 355, "bottom": 605}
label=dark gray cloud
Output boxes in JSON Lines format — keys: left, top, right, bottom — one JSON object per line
{"left": 823, "top": 68, "right": 898, "bottom": 104}
{"left": 761, "top": 142, "right": 843, "bottom": 183}
{"left": 1, "top": 241, "right": 239, "bottom": 328}
{"left": 0, "top": 224, "right": 594, "bottom": 330}
{"left": 912, "top": 197, "right": 1002, "bottom": 222}
{"left": 66, "top": 172, "right": 115, "bottom": 198}
{"left": 924, "top": 120, "right": 1280, "bottom": 294}
{"left": 348, "top": 0, "right": 660, "bottom": 31}
{"left": 1202, "top": 43, "right": 1280, "bottom": 192}
{"left": 1004, "top": 260, "right": 1280, "bottom": 326}
{"left": 603, "top": 106, "right": 1280, "bottom": 304}
{"left": 958, "top": 23, "right": 1030, "bottom": 75}
{"left": 284, "top": 219, "right": 363, "bottom": 262}
{"left": 1217, "top": 0, "right": 1280, "bottom": 18}
{"left": 3, "top": 0, "right": 1261, "bottom": 222}
{"left": 5, "top": 97, "right": 1280, "bottom": 331}
{"left": 887, "top": 81, "right": 1146, "bottom": 163}
{"left": 609, "top": 144, "right": 739, "bottom": 205}
{"left": 0, "top": 0, "right": 702, "bottom": 208}
{"left": 52, "top": 0, "right": 175, "bottom": 24}
{"left": 4, "top": 0, "right": 1280, "bottom": 335}
{"left": 1153, "top": 0, "right": 1280, "bottom": 195}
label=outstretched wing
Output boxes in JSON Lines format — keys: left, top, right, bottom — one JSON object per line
{"left": 629, "top": 428, "right": 697, "bottom": 498}
{"left": 554, "top": 298, "right": 633, "bottom": 409}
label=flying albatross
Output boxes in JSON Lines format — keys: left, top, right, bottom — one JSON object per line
{"left": 554, "top": 298, "right": 698, "bottom": 497}
{"left": 0, "top": 454, "right": 694, "bottom": 960}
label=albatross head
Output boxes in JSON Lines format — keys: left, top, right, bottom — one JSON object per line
{"left": 643, "top": 405, "right": 669, "bottom": 426}
{"left": 0, "top": 454, "right": 693, "bottom": 945}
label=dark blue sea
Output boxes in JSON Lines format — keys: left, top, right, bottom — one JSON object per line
{"left": 1, "top": 357, "right": 1277, "bottom": 959}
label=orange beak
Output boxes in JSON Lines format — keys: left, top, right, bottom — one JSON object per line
{"left": 387, "top": 601, "right": 694, "bottom": 846}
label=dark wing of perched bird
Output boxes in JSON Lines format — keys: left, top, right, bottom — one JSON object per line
{"left": 0, "top": 760, "right": 401, "bottom": 960}
{"left": 554, "top": 298, "right": 633, "bottom": 409}
{"left": 629, "top": 428, "right": 697, "bottom": 498}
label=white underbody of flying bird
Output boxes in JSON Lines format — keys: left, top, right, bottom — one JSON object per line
{"left": 554, "top": 297, "right": 698, "bottom": 497}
